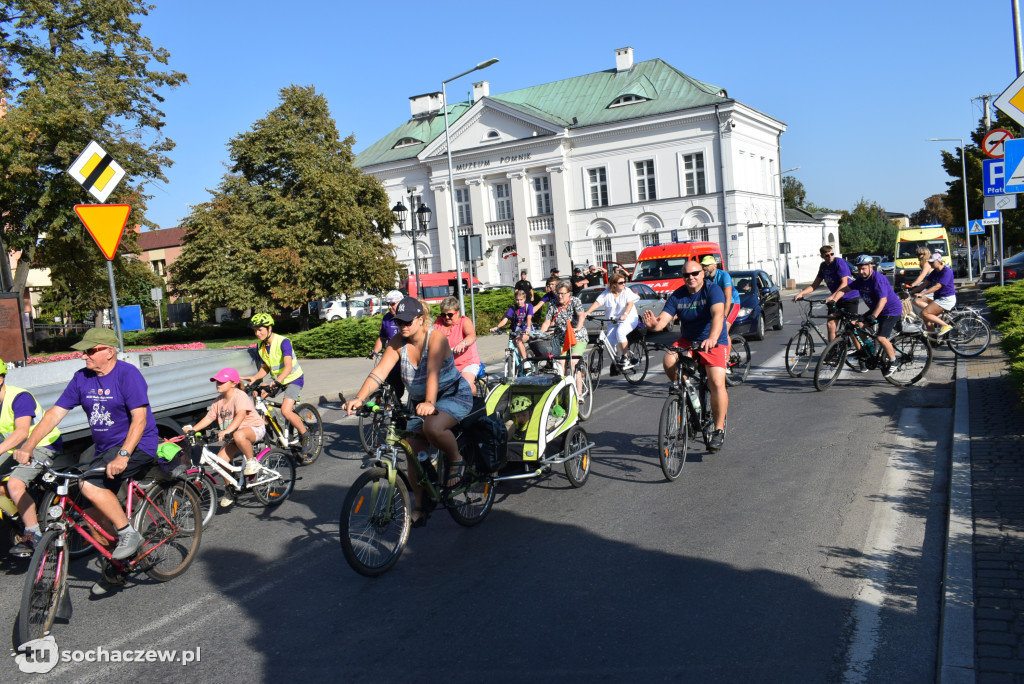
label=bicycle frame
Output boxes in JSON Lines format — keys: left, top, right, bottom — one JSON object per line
{"left": 194, "top": 442, "right": 280, "bottom": 492}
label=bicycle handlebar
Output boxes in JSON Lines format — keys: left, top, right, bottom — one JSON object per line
{"left": 647, "top": 340, "right": 703, "bottom": 353}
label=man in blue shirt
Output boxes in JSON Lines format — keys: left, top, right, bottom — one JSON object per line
{"left": 795, "top": 245, "right": 860, "bottom": 341}
{"left": 827, "top": 256, "right": 903, "bottom": 377}
{"left": 643, "top": 260, "right": 728, "bottom": 451}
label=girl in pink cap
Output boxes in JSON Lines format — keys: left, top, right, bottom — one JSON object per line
{"left": 183, "top": 368, "right": 267, "bottom": 507}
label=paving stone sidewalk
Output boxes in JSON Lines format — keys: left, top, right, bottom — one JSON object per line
{"left": 967, "top": 330, "right": 1024, "bottom": 683}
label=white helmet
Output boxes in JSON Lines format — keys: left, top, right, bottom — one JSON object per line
{"left": 385, "top": 290, "right": 404, "bottom": 304}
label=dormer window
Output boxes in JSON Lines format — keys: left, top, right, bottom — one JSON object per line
{"left": 608, "top": 94, "right": 649, "bottom": 108}
{"left": 486, "top": 130, "right": 501, "bottom": 139}
{"left": 392, "top": 137, "right": 423, "bottom": 149}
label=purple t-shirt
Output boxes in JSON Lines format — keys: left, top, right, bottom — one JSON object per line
{"left": 848, "top": 270, "right": 902, "bottom": 317}
{"left": 11, "top": 392, "right": 62, "bottom": 451}
{"left": 278, "top": 338, "right": 304, "bottom": 388}
{"left": 56, "top": 361, "right": 158, "bottom": 457}
{"left": 662, "top": 282, "right": 729, "bottom": 345}
{"left": 504, "top": 304, "right": 534, "bottom": 331}
{"left": 378, "top": 312, "right": 399, "bottom": 344}
{"left": 924, "top": 265, "right": 955, "bottom": 298}
{"left": 819, "top": 258, "right": 859, "bottom": 301}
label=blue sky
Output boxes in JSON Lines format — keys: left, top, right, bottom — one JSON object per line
{"left": 137, "top": 0, "right": 1016, "bottom": 229}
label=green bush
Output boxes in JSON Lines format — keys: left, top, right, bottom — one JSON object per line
{"left": 985, "top": 281, "right": 1024, "bottom": 324}
{"left": 992, "top": 288, "right": 1024, "bottom": 399}
{"left": 291, "top": 316, "right": 380, "bottom": 358}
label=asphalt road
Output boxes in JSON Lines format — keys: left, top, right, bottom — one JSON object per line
{"left": 0, "top": 316, "right": 957, "bottom": 683}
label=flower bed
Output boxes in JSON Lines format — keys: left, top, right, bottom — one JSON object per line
{"left": 25, "top": 342, "right": 208, "bottom": 365}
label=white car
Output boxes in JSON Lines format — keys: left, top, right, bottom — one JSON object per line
{"left": 319, "top": 297, "right": 380, "bottom": 321}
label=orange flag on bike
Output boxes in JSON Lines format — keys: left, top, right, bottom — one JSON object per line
{"left": 562, "top": 323, "right": 577, "bottom": 352}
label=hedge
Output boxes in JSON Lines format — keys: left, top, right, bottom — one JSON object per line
{"left": 985, "top": 281, "right": 1024, "bottom": 399}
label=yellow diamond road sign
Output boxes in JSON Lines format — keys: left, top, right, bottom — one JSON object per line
{"left": 67, "top": 141, "right": 126, "bottom": 202}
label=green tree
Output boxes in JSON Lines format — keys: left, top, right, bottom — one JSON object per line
{"left": 171, "top": 85, "right": 399, "bottom": 314}
{"left": 783, "top": 176, "right": 806, "bottom": 208}
{"left": 839, "top": 198, "right": 897, "bottom": 256}
{"left": 910, "top": 193, "right": 953, "bottom": 227}
{"left": 0, "top": 0, "right": 186, "bottom": 301}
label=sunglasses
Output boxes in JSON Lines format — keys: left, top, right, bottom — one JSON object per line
{"left": 441, "top": 312, "right": 457, "bottom": 318}
{"left": 684, "top": 271, "right": 702, "bottom": 278}
{"left": 822, "top": 253, "right": 834, "bottom": 258}
{"left": 84, "top": 346, "right": 111, "bottom": 356}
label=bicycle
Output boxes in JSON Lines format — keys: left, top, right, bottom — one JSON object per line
{"left": 899, "top": 290, "right": 992, "bottom": 358}
{"left": 17, "top": 459, "right": 201, "bottom": 646}
{"left": 584, "top": 316, "right": 649, "bottom": 389}
{"left": 339, "top": 402, "right": 496, "bottom": 577}
{"left": 1, "top": 462, "right": 94, "bottom": 560}
{"left": 246, "top": 380, "right": 324, "bottom": 465}
{"left": 785, "top": 299, "right": 850, "bottom": 377}
{"left": 358, "top": 376, "right": 399, "bottom": 456}
{"left": 495, "top": 329, "right": 534, "bottom": 379}
{"left": 181, "top": 431, "right": 295, "bottom": 515}
{"left": 647, "top": 341, "right": 728, "bottom": 481}
{"left": 813, "top": 309, "right": 932, "bottom": 391}
{"left": 724, "top": 334, "right": 752, "bottom": 387}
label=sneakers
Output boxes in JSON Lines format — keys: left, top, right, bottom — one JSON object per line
{"left": 937, "top": 324, "right": 953, "bottom": 337}
{"left": 91, "top": 561, "right": 128, "bottom": 597}
{"left": 111, "top": 526, "right": 143, "bottom": 561}
{"left": 709, "top": 429, "right": 726, "bottom": 451}
{"left": 10, "top": 530, "right": 41, "bottom": 558}
{"left": 882, "top": 359, "right": 897, "bottom": 377}
{"left": 299, "top": 430, "right": 311, "bottom": 451}
{"left": 243, "top": 458, "right": 261, "bottom": 476}
{"left": 220, "top": 488, "right": 237, "bottom": 508}
{"left": 854, "top": 360, "right": 870, "bottom": 373}
{"left": 618, "top": 356, "right": 634, "bottom": 371}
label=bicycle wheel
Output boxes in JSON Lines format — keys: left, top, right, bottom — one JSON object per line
{"left": 251, "top": 449, "right": 296, "bottom": 506}
{"left": 725, "top": 335, "right": 751, "bottom": 386}
{"left": 885, "top": 333, "right": 933, "bottom": 387}
{"left": 562, "top": 425, "right": 592, "bottom": 487}
{"left": 294, "top": 402, "right": 324, "bottom": 465}
{"left": 38, "top": 483, "right": 94, "bottom": 559}
{"left": 446, "top": 468, "right": 496, "bottom": 526}
{"left": 182, "top": 469, "right": 218, "bottom": 529}
{"left": 134, "top": 480, "right": 202, "bottom": 582}
{"left": 621, "top": 339, "right": 650, "bottom": 385}
{"left": 358, "top": 389, "right": 392, "bottom": 456}
{"left": 576, "top": 361, "right": 594, "bottom": 421}
{"left": 17, "top": 529, "right": 68, "bottom": 647}
{"left": 814, "top": 336, "right": 849, "bottom": 391}
{"left": 586, "top": 346, "right": 603, "bottom": 390}
{"left": 785, "top": 329, "right": 815, "bottom": 377}
{"left": 946, "top": 312, "right": 991, "bottom": 358}
{"left": 340, "top": 467, "right": 411, "bottom": 577}
{"left": 658, "top": 395, "right": 688, "bottom": 481}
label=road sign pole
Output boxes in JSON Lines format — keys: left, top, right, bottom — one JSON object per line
{"left": 1000, "top": 213, "right": 1006, "bottom": 288}
{"left": 105, "top": 260, "right": 124, "bottom": 352}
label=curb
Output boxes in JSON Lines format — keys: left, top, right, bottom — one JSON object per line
{"left": 938, "top": 354, "right": 975, "bottom": 683}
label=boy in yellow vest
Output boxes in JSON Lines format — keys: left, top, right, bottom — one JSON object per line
{"left": 241, "top": 314, "right": 309, "bottom": 450}
{"left": 0, "top": 358, "right": 62, "bottom": 556}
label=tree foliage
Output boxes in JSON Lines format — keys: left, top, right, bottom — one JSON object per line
{"left": 910, "top": 193, "right": 953, "bottom": 227}
{"left": 0, "top": 0, "right": 187, "bottom": 300}
{"left": 838, "top": 198, "right": 897, "bottom": 256}
{"left": 170, "top": 85, "right": 400, "bottom": 313}
{"left": 783, "top": 176, "right": 806, "bottom": 208}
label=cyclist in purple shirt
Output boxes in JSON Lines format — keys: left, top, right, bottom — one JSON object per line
{"left": 15, "top": 327, "right": 158, "bottom": 582}
{"left": 911, "top": 252, "right": 956, "bottom": 336}
{"left": 827, "top": 255, "right": 901, "bottom": 376}
{"left": 795, "top": 245, "right": 860, "bottom": 341}
{"left": 369, "top": 290, "right": 405, "bottom": 399}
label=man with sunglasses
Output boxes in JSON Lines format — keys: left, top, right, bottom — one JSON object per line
{"left": 15, "top": 327, "right": 159, "bottom": 593}
{"left": 642, "top": 260, "right": 729, "bottom": 451}
{"left": 369, "top": 290, "right": 406, "bottom": 400}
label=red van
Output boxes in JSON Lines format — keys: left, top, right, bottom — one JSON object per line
{"left": 607, "top": 241, "right": 724, "bottom": 294}
{"left": 401, "top": 271, "right": 482, "bottom": 303}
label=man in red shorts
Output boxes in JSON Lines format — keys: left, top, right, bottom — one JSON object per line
{"left": 642, "top": 259, "right": 729, "bottom": 450}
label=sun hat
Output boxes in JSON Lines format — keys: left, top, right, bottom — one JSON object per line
{"left": 70, "top": 327, "right": 119, "bottom": 351}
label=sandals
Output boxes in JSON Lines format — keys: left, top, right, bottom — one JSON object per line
{"left": 444, "top": 459, "right": 467, "bottom": 489}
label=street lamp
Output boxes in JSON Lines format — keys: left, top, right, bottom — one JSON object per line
{"left": 927, "top": 138, "right": 973, "bottom": 280}
{"left": 391, "top": 199, "right": 432, "bottom": 296}
{"left": 443, "top": 58, "right": 499, "bottom": 314}
{"left": 773, "top": 166, "right": 801, "bottom": 285}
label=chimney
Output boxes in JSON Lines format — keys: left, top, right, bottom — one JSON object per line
{"left": 409, "top": 91, "right": 444, "bottom": 118}
{"left": 473, "top": 81, "right": 490, "bottom": 101}
{"left": 615, "top": 46, "right": 634, "bottom": 72}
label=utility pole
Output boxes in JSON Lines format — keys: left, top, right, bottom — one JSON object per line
{"left": 1014, "top": 0, "right": 1024, "bottom": 75}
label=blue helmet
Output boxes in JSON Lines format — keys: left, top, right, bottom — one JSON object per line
{"left": 855, "top": 255, "right": 875, "bottom": 266}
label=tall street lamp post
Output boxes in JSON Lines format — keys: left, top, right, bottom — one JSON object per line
{"left": 927, "top": 138, "right": 973, "bottom": 281}
{"left": 443, "top": 58, "right": 499, "bottom": 314}
{"left": 391, "top": 199, "right": 432, "bottom": 297}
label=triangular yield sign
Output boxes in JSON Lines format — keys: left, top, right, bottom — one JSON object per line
{"left": 74, "top": 204, "right": 131, "bottom": 260}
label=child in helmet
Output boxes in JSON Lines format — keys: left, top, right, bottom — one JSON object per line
{"left": 507, "top": 395, "right": 533, "bottom": 439}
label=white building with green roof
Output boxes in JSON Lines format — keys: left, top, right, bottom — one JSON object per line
{"left": 357, "top": 48, "right": 820, "bottom": 287}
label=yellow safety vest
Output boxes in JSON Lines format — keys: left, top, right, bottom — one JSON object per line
{"left": 258, "top": 334, "right": 303, "bottom": 384}
{"left": 0, "top": 386, "right": 61, "bottom": 453}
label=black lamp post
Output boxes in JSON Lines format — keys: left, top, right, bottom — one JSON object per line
{"left": 392, "top": 200, "right": 431, "bottom": 296}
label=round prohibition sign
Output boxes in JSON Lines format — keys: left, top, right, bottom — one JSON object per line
{"left": 983, "top": 128, "right": 1014, "bottom": 159}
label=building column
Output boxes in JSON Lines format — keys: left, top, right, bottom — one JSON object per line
{"left": 467, "top": 177, "right": 496, "bottom": 282}
{"left": 508, "top": 170, "right": 532, "bottom": 279}
{"left": 430, "top": 182, "right": 456, "bottom": 272}
{"left": 547, "top": 165, "right": 572, "bottom": 274}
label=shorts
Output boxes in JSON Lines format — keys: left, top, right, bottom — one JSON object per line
{"left": 407, "top": 377, "right": 474, "bottom": 433}
{"left": 836, "top": 299, "right": 859, "bottom": 316}
{"left": 933, "top": 295, "right": 956, "bottom": 311}
{"left": 0, "top": 447, "right": 58, "bottom": 484}
{"left": 726, "top": 303, "right": 740, "bottom": 325}
{"left": 875, "top": 315, "right": 899, "bottom": 340}
{"left": 82, "top": 446, "right": 157, "bottom": 493}
{"left": 672, "top": 337, "right": 728, "bottom": 369}
{"left": 279, "top": 381, "right": 303, "bottom": 403}
{"left": 460, "top": 363, "right": 482, "bottom": 378}
{"left": 247, "top": 424, "right": 267, "bottom": 442}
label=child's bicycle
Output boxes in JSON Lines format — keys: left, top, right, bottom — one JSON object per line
{"left": 340, "top": 402, "right": 497, "bottom": 577}
{"left": 493, "top": 328, "right": 534, "bottom": 379}
{"left": 245, "top": 379, "right": 324, "bottom": 465}
{"left": 17, "top": 458, "right": 201, "bottom": 647}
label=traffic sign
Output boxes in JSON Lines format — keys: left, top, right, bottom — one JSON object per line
{"left": 996, "top": 71, "right": 1024, "bottom": 128}
{"left": 950, "top": 226, "right": 965, "bottom": 234}
{"left": 996, "top": 194, "right": 1018, "bottom": 210}
{"left": 67, "top": 141, "right": 126, "bottom": 203}
{"left": 983, "top": 129, "right": 1014, "bottom": 158}
{"left": 1005, "top": 139, "right": 1024, "bottom": 193}
{"left": 73, "top": 204, "right": 131, "bottom": 260}
{"left": 969, "top": 220, "right": 986, "bottom": 235}
{"left": 982, "top": 217, "right": 1000, "bottom": 225}
{"left": 984, "top": 159, "right": 1005, "bottom": 195}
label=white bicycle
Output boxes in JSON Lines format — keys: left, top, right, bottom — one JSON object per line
{"left": 584, "top": 316, "right": 649, "bottom": 389}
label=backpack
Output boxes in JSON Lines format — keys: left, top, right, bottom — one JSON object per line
{"left": 463, "top": 411, "right": 508, "bottom": 474}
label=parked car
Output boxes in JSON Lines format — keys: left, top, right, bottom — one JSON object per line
{"left": 319, "top": 296, "right": 378, "bottom": 321}
{"left": 980, "top": 250, "right": 1024, "bottom": 288}
{"left": 579, "top": 282, "right": 664, "bottom": 339}
{"left": 879, "top": 256, "right": 895, "bottom": 276}
{"left": 728, "top": 270, "right": 784, "bottom": 341}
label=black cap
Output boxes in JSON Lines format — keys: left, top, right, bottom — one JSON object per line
{"left": 394, "top": 297, "right": 424, "bottom": 323}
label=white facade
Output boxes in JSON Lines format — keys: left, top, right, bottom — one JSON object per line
{"left": 360, "top": 50, "right": 823, "bottom": 288}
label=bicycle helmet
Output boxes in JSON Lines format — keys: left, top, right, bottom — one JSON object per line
{"left": 855, "top": 255, "right": 875, "bottom": 266}
{"left": 510, "top": 395, "right": 533, "bottom": 413}
{"left": 385, "top": 290, "right": 403, "bottom": 304}
{"left": 250, "top": 312, "right": 274, "bottom": 328}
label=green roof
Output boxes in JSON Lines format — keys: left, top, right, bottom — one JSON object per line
{"left": 355, "top": 58, "right": 729, "bottom": 169}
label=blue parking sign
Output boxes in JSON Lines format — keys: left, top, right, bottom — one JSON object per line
{"left": 1004, "top": 139, "right": 1024, "bottom": 192}
{"left": 984, "top": 159, "right": 1005, "bottom": 195}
